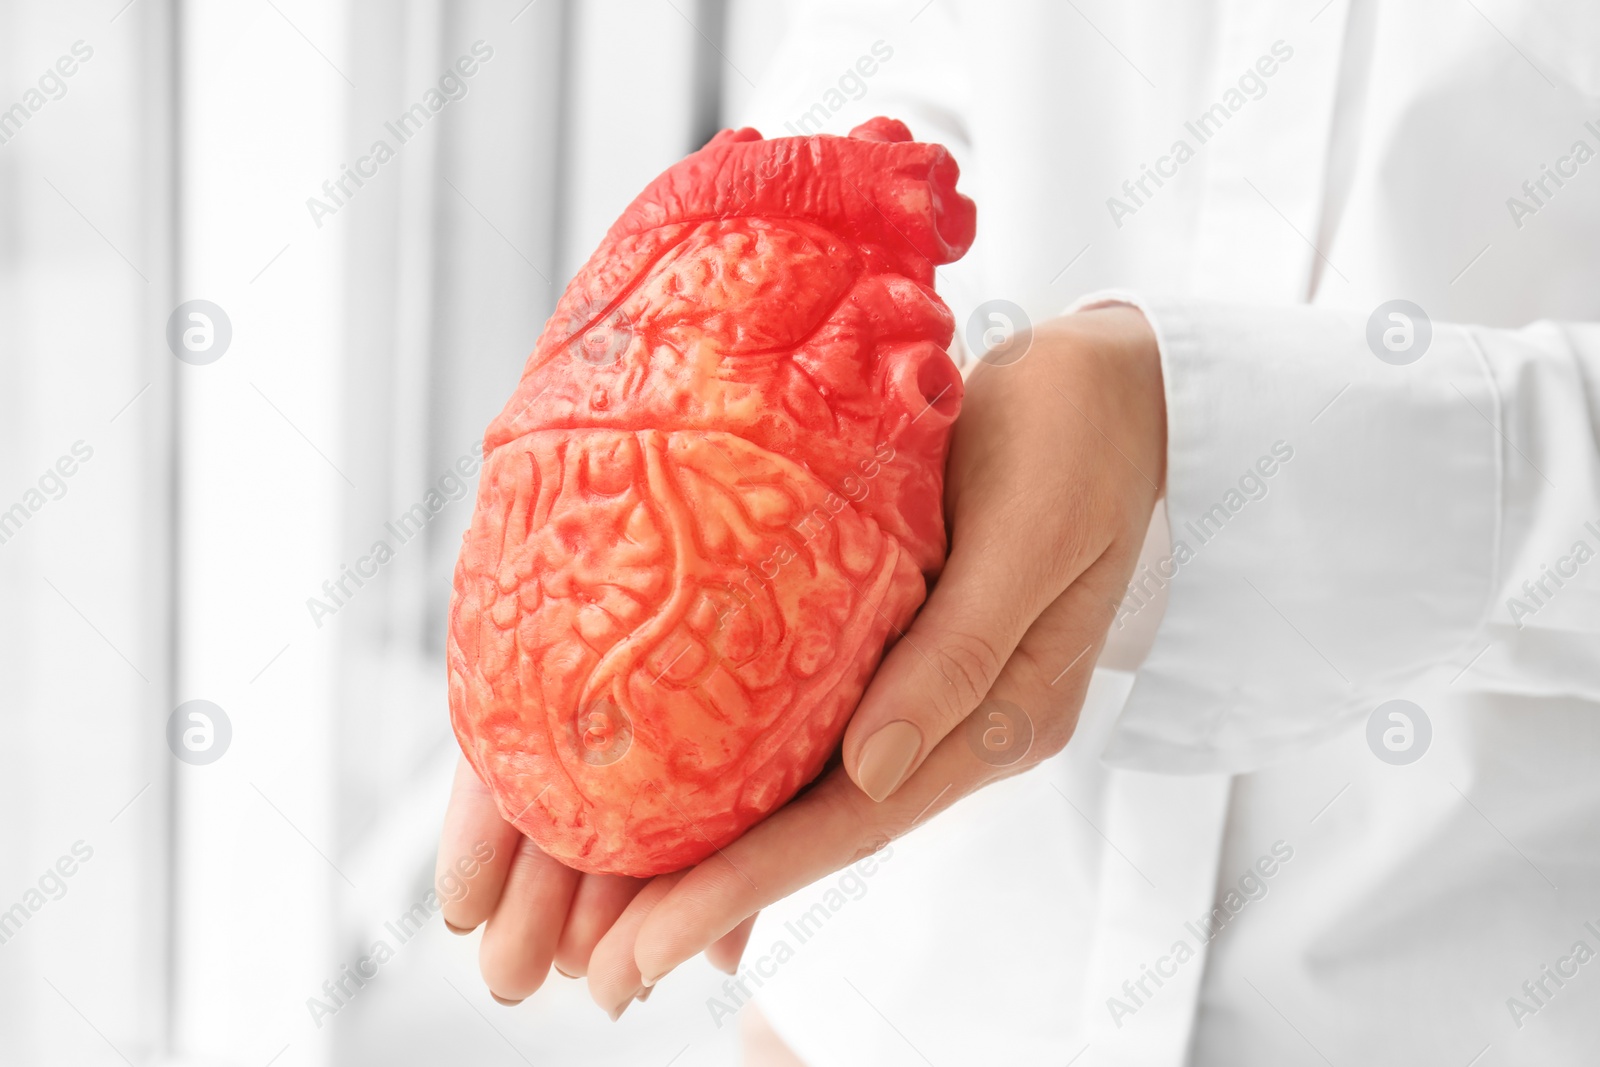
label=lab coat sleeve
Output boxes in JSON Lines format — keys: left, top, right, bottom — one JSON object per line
{"left": 1074, "top": 293, "right": 1600, "bottom": 774}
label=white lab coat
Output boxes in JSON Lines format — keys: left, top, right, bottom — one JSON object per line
{"left": 731, "top": 1, "right": 1600, "bottom": 1064}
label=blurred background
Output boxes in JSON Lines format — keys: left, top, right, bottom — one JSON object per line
{"left": 16, "top": 2, "right": 1600, "bottom": 1065}
{"left": 0, "top": 1, "right": 820, "bottom": 1063}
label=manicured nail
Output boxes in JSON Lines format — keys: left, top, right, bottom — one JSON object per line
{"left": 640, "top": 972, "right": 659, "bottom": 988}
{"left": 554, "top": 965, "right": 580, "bottom": 980}
{"left": 856, "top": 720, "right": 922, "bottom": 801}
{"left": 443, "top": 919, "right": 474, "bottom": 936}
{"left": 490, "top": 992, "right": 524, "bottom": 1006}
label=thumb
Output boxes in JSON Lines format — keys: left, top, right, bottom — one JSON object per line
{"left": 842, "top": 531, "right": 1068, "bottom": 802}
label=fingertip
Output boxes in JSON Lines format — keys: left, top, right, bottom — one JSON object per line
{"left": 632, "top": 914, "right": 698, "bottom": 988}
{"left": 632, "top": 866, "right": 751, "bottom": 985}
{"left": 554, "top": 873, "right": 646, "bottom": 980}
{"left": 853, "top": 719, "right": 923, "bottom": 802}
{"left": 477, "top": 839, "right": 579, "bottom": 1002}
{"left": 705, "top": 913, "right": 758, "bottom": 976}
{"left": 437, "top": 757, "right": 523, "bottom": 932}
{"left": 588, "top": 872, "right": 686, "bottom": 1019}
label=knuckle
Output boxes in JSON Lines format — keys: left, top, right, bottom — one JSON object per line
{"left": 1030, "top": 716, "right": 1076, "bottom": 762}
{"left": 846, "top": 829, "right": 896, "bottom": 867}
{"left": 813, "top": 777, "right": 874, "bottom": 843}
{"left": 927, "top": 629, "right": 1006, "bottom": 718}
{"left": 1021, "top": 695, "right": 1082, "bottom": 767}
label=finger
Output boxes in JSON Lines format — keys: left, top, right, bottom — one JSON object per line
{"left": 477, "top": 835, "right": 581, "bottom": 1004}
{"left": 981, "top": 542, "right": 1139, "bottom": 761}
{"left": 704, "top": 912, "right": 758, "bottom": 976}
{"left": 552, "top": 872, "right": 646, "bottom": 978}
{"left": 635, "top": 739, "right": 990, "bottom": 986}
{"left": 841, "top": 519, "right": 1091, "bottom": 802}
{"left": 587, "top": 872, "right": 687, "bottom": 1020}
{"left": 843, "top": 338, "right": 1152, "bottom": 803}
{"left": 436, "top": 756, "right": 524, "bottom": 934}
{"left": 634, "top": 546, "right": 1140, "bottom": 984}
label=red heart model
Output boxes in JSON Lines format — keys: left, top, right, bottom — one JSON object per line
{"left": 449, "top": 117, "right": 975, "bottom": 876}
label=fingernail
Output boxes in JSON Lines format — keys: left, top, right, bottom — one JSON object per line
{"left": 443, "top": 919, "right": 474, "bottom": 936}
{"left": 554, "top": 965, "right": 581, "bottom": 980}
{"left": 716, "top": 959, "right": 741, "bottom": 976}
{"left": 608, "top": 992, "right": 640, "bottom": 1021}
{"left": 490, "top": 992, "right": 524, "bottom": 1006}
{"left": 635, "top": 985, "right": 654, "bottom": 1003}
{"left": 856, "top": 720, "right": 922, "bottom": 802}
{"left": 640, "top": 972, "right": 659, "bottom": 988}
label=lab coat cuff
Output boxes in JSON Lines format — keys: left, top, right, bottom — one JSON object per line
{"left": 1065, "top": 292, "right": 1502, "bottom": 775}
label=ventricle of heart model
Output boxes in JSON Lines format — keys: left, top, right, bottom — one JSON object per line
{"left": 449, "top": 116, "right": 975, "bottom": 877}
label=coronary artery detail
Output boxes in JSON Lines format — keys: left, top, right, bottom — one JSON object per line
{"left": 449, "top": 117, "right": 975, "bottom": 876}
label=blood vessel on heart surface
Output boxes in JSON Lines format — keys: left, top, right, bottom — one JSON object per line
{"left": 448, "top": 117, "right": 976, "bottom": 876}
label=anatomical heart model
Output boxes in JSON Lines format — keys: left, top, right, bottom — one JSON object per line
{"left": 448, "top": 117, "right": 975, "bottom": 876}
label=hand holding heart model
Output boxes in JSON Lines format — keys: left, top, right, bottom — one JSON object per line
{"left": 448, "top": 117, "right": 975, "bottom": 877}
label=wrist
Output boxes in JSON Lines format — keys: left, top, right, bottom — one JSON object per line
{"left": 1050, "top": 305, "right": 1167, "bottom": 497}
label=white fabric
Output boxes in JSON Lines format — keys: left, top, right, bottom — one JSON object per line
{"left": 734, "top": 1, "right": 1600, "bottom": 1064}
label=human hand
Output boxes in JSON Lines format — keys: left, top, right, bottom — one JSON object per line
{"left": 574, "top": 304, "right": 1166, "bottom": 1015}
{"left": 434, "top": 756, "right": 757, "bottom": 1016}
